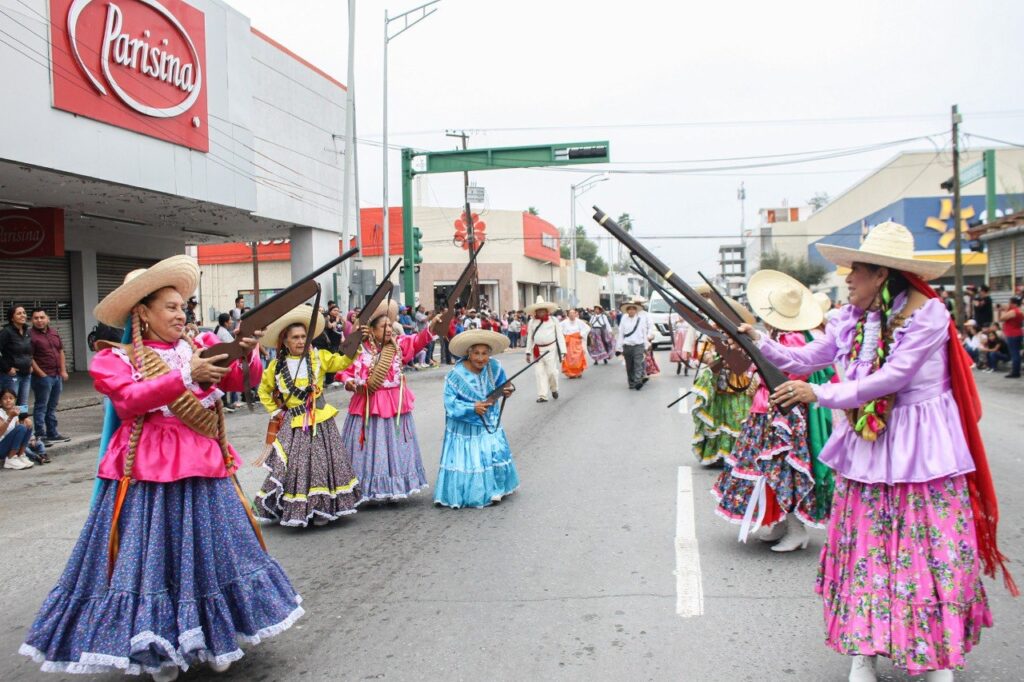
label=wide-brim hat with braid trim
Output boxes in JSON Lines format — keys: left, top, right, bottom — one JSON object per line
{"left": 815, "top": 221, "right": 950, "bottom": 281}
{"left": 449, "top": 329, "right": 510, "bottom": 358}
{"left": 94, "top": 255, "right": 200, "bottom": 326}
{"left": 260, "top": 304, "right": 326, "bottom": 349}
{"left": 370, "top": 299, "right": 399, "bottom": 323}
{"left": 746, "top": 270, "right": 823, "bottom": 332}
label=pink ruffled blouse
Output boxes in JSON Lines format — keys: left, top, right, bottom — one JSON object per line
{"left": 758, "top": 296, "right": 975, "bottom": 485}
{"left": 90, "top": 332, "right": 263, "bottom": 483}
{"left": 340, "top": 328, "right": 434, "bottom": 417}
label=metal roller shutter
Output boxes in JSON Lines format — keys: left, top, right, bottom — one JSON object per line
{"left": 0, "top": 256, "right": 75, "bottom": 371}
{"left": 97, "top": 255, "right": 160, "bottom": 300}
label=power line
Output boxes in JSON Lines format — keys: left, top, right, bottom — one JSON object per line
{"left": 964, "top": 133, "right": 1024, "bottom": 149}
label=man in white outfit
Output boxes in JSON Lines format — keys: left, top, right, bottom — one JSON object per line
{"left": 524, "top": 296, "right": 566, "bottom": 402}
{"left": 617, "top": 297, "right": 653, "bottom": 390}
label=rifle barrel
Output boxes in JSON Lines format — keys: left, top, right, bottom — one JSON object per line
{"left": 242, "top": 247, "right": 359, "bottom": 320}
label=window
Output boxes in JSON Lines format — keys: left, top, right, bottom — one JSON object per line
{"left": 541, "top": 234, "right": 556, "bottom": 250}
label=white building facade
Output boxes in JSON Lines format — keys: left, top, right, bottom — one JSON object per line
{"left": 0, "top": 0, "right": 349, "bottom": 370}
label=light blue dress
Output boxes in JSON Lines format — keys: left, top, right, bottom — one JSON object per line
{"left": 434, "top": 359, "right": 520, "bottom": 508}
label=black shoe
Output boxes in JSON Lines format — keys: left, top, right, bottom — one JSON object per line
{"left": 635, "top": 382, "right": 644, "bottom": 391}
{"left": 536, "top": 397, "right": 548, "bottom": 403}
{"left": 1005, "top": 373, "right": 1021, "bottom": 378}
{"left": 552, "top": 391, "right": 559, "bottom": 399}
{"left": 46, "top": 433, "right": 71, "bottom": 443}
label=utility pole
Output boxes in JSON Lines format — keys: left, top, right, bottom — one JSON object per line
{"left": 446, "top": 129, "right": 478, "bottom": 308}
{"left": 339, "top": 0, "right": 359, "bottom": 312}
{"left": 250, "top": 241, "right": 260, "bottom": 305}
{"left": 952, "top": 104, "right": 964, "bottom": 326}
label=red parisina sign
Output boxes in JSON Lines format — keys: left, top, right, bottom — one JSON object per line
{"left": 49, "top": 0, "right": 209, "bottom": 152}
{"left": 0, "top": 209, "right": 66, "bottom": 259}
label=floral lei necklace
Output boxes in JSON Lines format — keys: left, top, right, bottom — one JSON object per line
{"left": 844, "top": 285, "right": 908, "bottom": 441}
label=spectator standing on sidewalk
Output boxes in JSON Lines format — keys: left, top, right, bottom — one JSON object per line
{"left": 185, "top": 296, "right": 200, "bottom": 325}
{"left": 229, "top": 294, "right": 245, "bottom": 326}
{"left": 998, "top": 296, "right": 1023, "bottom": 378}
{"left": 28, "top": 308, "right": 70, "bottom": 445}
{"left": 214, "top": 313, "right": 241, "bottom": 411}
{"left": 0, "top": 306, "right": 33, "bottom": 413}
{"left": 973, "top": 284, "right": 993, "bottom": 328}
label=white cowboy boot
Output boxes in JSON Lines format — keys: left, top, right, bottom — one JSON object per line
{"left": 770, "top": 514, "right": 810, "bottom": 552}
{"left": 209, "top": 659, "right": 232, "bottom": 673}
{"left": 924, "top": 671, "right": 954, "bottom": 681}
{"left": 848, "top": 655, "right": 877, "bottom": 682}
{"left": 754, "top": 522, "right": 786, "bottom": 542}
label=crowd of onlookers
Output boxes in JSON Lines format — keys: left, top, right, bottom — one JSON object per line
{"left": 952, "top": 285, "right": 1023, "bottom": 378}
{"left": 1, "top": 305, "right": 72, "bottom": 471}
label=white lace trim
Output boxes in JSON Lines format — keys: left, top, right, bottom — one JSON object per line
{"left": 111, "top": 341, "right": 223, "bottom": 413}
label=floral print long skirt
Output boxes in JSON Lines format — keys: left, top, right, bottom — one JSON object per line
{"left": 817, "top": 475, "right": 992, "bottom": 675}
{"left": 691, "top": 368, "right": 751, "bottom": 466}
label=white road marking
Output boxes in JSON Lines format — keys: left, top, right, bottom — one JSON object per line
{"left": 674, "top": 465, "right": 704, "bottom": 618}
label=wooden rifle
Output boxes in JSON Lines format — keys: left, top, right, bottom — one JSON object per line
{"left": 592, "top": 206, "right": 792, "bottom": 413}
{"left": 339, "top": 258, "right": 403, "bottom": 358}
{"left": 478, "top": 351, "right": 549, "bottom": 431}
{"left": 430, "top": 243, "right": 484, "bottom": 338}
{"left": 201, "top": 247, "right": 359, "bottom": 365}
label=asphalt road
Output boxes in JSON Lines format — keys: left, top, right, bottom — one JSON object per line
{"left": 1, "top": 352, "right": 1021, "bottom": 681}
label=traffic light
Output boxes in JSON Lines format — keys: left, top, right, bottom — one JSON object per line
{"left": 412, "top": 226, "right": 424, "bottom": 264}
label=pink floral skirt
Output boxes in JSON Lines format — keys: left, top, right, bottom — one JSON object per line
{"left": 817, "top": 475, "right": 993, "bottom": 674}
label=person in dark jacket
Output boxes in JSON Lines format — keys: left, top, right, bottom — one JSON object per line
{"left": 0, "top": 306, "right": 33, "bottom": 413}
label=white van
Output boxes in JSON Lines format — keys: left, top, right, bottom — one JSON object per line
{"left": 646, "top": 291, "right": 674, "bottom": 349}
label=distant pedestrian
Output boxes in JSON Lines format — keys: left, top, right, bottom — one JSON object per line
{"left": 229, "top": 294, "right": 245, "bottom": 325}
{"left": 972, "top": 284, "right": 993, "bottom": 328}
{"left": 185, "top": 296, "right": 200, "bottom": 325}
{"left": 587, "top": 305, "right": 614, "bottom": 364}
{"left": 0, "top": 306, "right": 32, "bottom": 413}
{"left": 998, "top": 295, "right": 1022, "bottom": 378}
{"left": 616, "top": 298, "right": 651, "bottom": 390}
{"left": 29, "top": 308, "right": 70, "bottom": 445}
{"left": 524, "top": 296, "right": 565, "bottom": 402}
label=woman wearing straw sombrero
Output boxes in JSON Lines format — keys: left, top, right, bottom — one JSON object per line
{"left": 736, "top": 223, "right": 1015, "bottom": 681}
{"left": 434, "top": 329, "right": 520, "bottom": 508}
{"left": 251, "top": 304, "right": 362, "bottom": 527}
{"left": 711, "top": 271, "right": 828, "bottom": 551}
{"left": 20, "top": 257, "right": 303, "bottom": 680}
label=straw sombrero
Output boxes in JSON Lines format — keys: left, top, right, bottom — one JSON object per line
{"left": 370, "top": 299, "right": 399, "bottom": 322}
{"left": 260, "top": 304, "right": 326, "bottom": 349}
{"left": 746, "top": 270, "right": 823, "bottom": 332}
{"left": 449, "top": 329, "right": 510, "bottom": 358}
{"left": 619, "top": 297, "right": 647, "bottom": 313}
{"left": 693, "top": 283, "right": 712, "bottom": 297}
{"left": 525, "top": 295, "right": 557, "bottom": 316}
{"left": 720, "top": 296, "right": 756, "bottom": 327}
{"left": 812, "top": 291, "right": 832, "bottom": 315}
{"left": 815, "top": 221, "right": 950, "bottom": 280}
{"left": 94, "top": 255, "right": 200, "bottom": 326}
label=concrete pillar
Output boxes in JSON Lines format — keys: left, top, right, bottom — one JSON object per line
{"left": 69, "top": 249, "right": 98, "bottom": 370}
{"left": 289, "top": 225, "right": 340, "bottom": 305}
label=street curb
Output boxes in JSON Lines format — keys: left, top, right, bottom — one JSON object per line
{"left": 45, "top": 435, "right": 102, "bottom": 458}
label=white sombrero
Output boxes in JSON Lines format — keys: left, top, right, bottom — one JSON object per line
{"left": 746, "top": 270, "right": 823, "bottom": 332}
{"left": 261, "top": 304, "right": 326, "bottom": 349}
{"left": 525, "top": 295, "right": 558, "bottom": 316}
{"left": 94, "top": 255, "right": 199, "bottom": 326}
{"left": 720, "top": 296, "right": 756, "bottom": 327}
{"left": 815, "top": 221, "right": 950, "bottom": 281}
{"left": 812, "top": 291, "right": 832, "bottom": 315}
{"left": 619, "top": 297, "right": 647, "bottom": 313}
{"left": 449, "top": 329, "right": 510, "bottom": 358}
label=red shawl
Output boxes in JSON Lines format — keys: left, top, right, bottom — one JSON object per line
{"left": 907, "top": 273, "right": 1018, "bottom": 595}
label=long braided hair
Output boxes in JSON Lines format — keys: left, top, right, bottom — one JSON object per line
{"left": 845, "top": 265, "right": 911, "bottom": 439}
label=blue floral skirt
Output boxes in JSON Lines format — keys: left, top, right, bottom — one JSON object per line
{"left": 341, "top": 412, "right": 429, "bottom": 502}
{"left": 20, "top": 477, "right": 303, "bottom": 675}
{"left": 434, "top": 418, "right": 519, "bottom": 509}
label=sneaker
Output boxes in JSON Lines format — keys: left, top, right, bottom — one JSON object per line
{"left": 223, "top": 406, "right": 236, "bottom": 413}
{"left": 45, "top": 433, "right": 71, "bottom": 443}
{"left": 4, "top": 457, "right": 28, "bottom": 470}
{"left": 17, "top": 455, "right": 34, "bottom": 468}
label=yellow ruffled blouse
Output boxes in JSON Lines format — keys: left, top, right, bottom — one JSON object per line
{"left": 258, "top": 349, "right": 353, "bottom": 428}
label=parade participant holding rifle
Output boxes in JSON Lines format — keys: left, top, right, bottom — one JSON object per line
{"left": 20, "top": 256, "right": 303, "bottom": 680}
{"left": 434, "top": 329, "right": 526, "bottom": 509}
{"left": 252, "top": 304, "right": 362, "bottom": 528}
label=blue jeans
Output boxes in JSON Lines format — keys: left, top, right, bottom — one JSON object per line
{"left": 987, "top": 351, "right": 1010, "bottom": 370}
{"left": 1008, "top": 336, "right": 1022, "bottom": 376}
{"left": 1, "top": 372, "right": 31, "bottom": 414}
{"left": 31, "top": 375, "right": 63, "bottom": 438}
{"left": 1, "top": 423, "right": 31, "bottom": 456}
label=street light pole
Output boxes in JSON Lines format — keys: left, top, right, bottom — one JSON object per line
{"left": 569, "top": 172, "right": 608, "bottom": 307}
{"left": 383, "top": 0, "right": 439, "bottom": 282}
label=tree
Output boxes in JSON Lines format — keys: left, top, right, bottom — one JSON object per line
{"left": 759, "top": 251, "right": 828, "bottom": 287}
{"left": 526, "top": 206, "right": 539, "bottom": 215}
{"left": 808, "top": 191, "right": 830, "bottom": 212}
{"left": 560, "top": 225, "right": 609, "bottom": 276}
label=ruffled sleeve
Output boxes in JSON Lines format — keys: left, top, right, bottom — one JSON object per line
{"left": 398, "top": 328, "right": 434, "bottom": 364}
{"left": 90, "top": 349, "right": 189, "bottom": 420}
{"left": 258, "top": 359, "right": 280, "bottom": 415}
{"left": 758, "top": 308, "right": 852, "bottom": 375}
{"left": 320, "top": 348, "right": 353, "bottom": 375}
{"left": 192, "top": 332, "right": 263, "bottom": 392}
{"left": 813, "top": 299, "right": 950, "bottom": 410}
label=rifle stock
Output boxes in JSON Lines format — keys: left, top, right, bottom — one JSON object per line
{"left": 592, "top": 206, "right": 791, "bottom": 411}
{"left": 431, "top": 243, "right": 484, "bottom": 338}
{"left": 340, "top": 258, "right": 403, "bottom": 358}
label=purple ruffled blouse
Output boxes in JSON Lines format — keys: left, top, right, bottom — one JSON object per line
{"left": 757, "top": 294, "right": 975, "bottom": 485}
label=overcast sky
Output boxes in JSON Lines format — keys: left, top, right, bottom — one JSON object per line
{"left": 225, "top": 0, "right": 1024, "bottom": 277}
